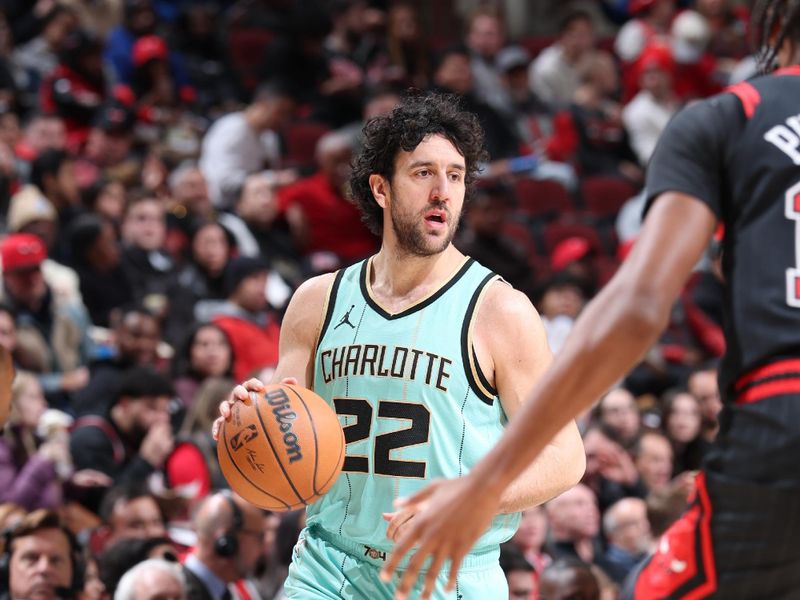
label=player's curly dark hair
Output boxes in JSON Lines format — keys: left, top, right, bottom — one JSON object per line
{"left": 349, "top": 92, "right": 488, "bottom": 235}
{"left": 753, "top": 0, "right": 800, "bottom": 71}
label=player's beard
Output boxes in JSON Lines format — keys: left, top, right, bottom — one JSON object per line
{"left": 390, "top": 199, "right": 459, "bottom": 257}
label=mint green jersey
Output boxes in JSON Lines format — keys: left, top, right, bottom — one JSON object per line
{"left": 308, "top": 256, "right": 521, "bottom": 555}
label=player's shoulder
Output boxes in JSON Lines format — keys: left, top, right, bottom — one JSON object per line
{"left": 475, "top": 279, "right": 540, "bottom": 331}
{"left": 285, "top": 272, "right": 339, "bottom": 318}
{"left": 669, "top": 91, "right": 744, "bottom": 133}
{"left": 281, "top": 272, "right": 341, "bottom": 345}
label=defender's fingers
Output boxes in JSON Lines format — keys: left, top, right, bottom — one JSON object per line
{"left": 382, "top": 533, "right": 413, "bottom": 582}
{"left": 393, "top": 546, "right": 430, "bottom": 600}
{"left": 444, "top": 548, "right": 468, "bottom": 592}
{"left": 419, "top": 551, "right": 447, "bottom": 600}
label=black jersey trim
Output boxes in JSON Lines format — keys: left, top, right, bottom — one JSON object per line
{"left": 359, "top": 257, "right": 475, "bottom": 320}
{"left": 317, "top": 268, "right": 346, "bottom": 346}
{"left": 472, "top": 347, "right": 496, "bottom": 397}
{"left": 461, "top": 272, "right": 499, "bottom": 406}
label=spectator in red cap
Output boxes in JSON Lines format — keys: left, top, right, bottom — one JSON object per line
{"left": 551, "top": 236, "right": 598, "bottom": 294}
{"left": 0, "top": 233, "right": 93, "bottom": 404}
{"left": 132, "top": 34, "right": 166, "bottom": 68}
{"left": 104, "top": 0, "right": 190, "bottom": 92}
{"left": 615, "top": 0, "right": 676, "bottom": 102}
{"left": 622, "top": 43, "right": 680, "bottom": 165}
{"left": 113, "top": 35, "right": 195, "bottom": 127}
{"left": 6, "top": 184, "right": 83, "bottom": 306}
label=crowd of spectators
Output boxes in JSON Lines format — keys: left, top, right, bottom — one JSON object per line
{"left": 0, "top": 0, "right": 747, "bottom": 597}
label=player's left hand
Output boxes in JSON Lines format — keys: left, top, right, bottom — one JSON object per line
{"left": 211, "top": 377, "right": 298, "bottom": 441}
{"left": 381, "top": 475, "right": 500, "bottom": 600}
{"left": 383, "top": 506, "right": 418, "bottom": 542}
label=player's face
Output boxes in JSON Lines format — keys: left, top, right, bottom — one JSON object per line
{"left": 386, "top": 134, "right": 466, "bottom": 257}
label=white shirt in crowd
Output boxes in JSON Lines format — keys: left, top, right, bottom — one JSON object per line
{"left": 622, "top": 90, "right": 678, "bottom": 165}
{"left": 529, "top": 44, "right": 581, "bottom": 108}
{"left": 199, "top": 112, "right": 281, "bottom": 210}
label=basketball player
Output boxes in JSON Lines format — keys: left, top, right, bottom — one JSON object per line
{"left": 213, "top": 92, "right": 586, "bottom": 598}
{"left": 383, "top": 3, "right": 800, "bottom": 599}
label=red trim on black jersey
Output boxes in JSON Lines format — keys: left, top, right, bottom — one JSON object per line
{"left": 774, "top": 65, "right": 800, "bottom": 77}
{"left": 735, "top": 358, "right": 800, "bottom": 390}
{"left": 735, "top": 358, "right": 800, "bottom": 404}
{"left": 633, "top": 472, "right": 717, "bottom": 599}
{"left": 738, "top": 379, "right": 800, "bottom": 404}
{"left": 725, "top": 81, "right": 761, "bottom": 119}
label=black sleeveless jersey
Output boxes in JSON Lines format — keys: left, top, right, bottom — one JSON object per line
{"left": 645, "top": 66, "right": 800, "bottom": 396}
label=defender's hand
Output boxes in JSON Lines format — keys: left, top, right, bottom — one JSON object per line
{"left": 381, "top": 476, "right": 500, "bottom": 600}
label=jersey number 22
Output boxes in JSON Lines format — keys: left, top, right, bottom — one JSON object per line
{"left": 334, "top": 398, "right": 430, "bottom": 478}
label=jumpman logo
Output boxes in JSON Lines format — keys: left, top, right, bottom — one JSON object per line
{"left": 334, "top": 305, "right": 356, "bottom": 329}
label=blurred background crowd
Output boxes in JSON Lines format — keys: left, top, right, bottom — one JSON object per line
{"left": 0, "top": 0, "right": 744, "bottom": 597}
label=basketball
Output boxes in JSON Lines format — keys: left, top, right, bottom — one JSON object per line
{"left": 217, "top": 383, "right": 345, "bottom": 511}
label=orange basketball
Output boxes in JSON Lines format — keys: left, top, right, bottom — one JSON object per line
{"left": 217, "top": 383, "right": 345, "bottom": 511}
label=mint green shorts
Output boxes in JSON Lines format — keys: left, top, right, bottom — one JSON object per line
{"left": 283, "top": 526, "right": 508, "bottom": 600}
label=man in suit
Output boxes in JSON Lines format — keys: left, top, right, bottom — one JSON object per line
{"left": 183, "top": 492, "right": 265, "bottom": 600}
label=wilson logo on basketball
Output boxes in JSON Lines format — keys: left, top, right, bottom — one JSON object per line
{"left": 266, "top": 388, "right": 303, "bottom": 463}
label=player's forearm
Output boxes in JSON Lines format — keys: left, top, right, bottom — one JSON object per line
{"left": 474, "top": 278, "right": 671, "bottom": 501}
{"left": 496, "top": 428, "right": 585, "bottom": 513}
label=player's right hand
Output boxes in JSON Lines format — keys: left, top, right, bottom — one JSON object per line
{"left": 211, "top": 377, "right": 298, "bottom": 441}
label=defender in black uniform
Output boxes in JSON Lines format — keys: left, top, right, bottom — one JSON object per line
{"left": 381, "top": 2, "right": 800, "bottom": 599}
